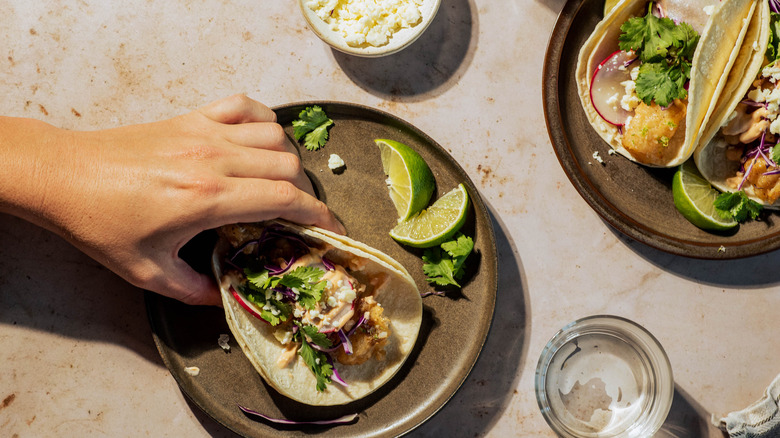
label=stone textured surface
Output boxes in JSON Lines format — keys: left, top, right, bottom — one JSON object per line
{"left": 1, "top": 0, "right": 778, "bottom": 436}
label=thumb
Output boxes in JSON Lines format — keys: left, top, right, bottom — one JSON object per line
{"left": 162, "top": 258, "right": 223, "bottom": 306}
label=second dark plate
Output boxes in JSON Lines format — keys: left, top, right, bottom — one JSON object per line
{"left": 544, "top": 0, "right": 780, "bottom": 259}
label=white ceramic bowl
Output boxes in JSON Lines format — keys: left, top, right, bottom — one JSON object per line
{"left": 535, "top": 315, "right": 674, "bottom": 438}
{"left": 299, "top": 0, "right": 440, "bottom": 57}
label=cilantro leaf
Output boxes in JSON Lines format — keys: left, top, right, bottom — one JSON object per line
{"left": 422, "top": 233, "right": 474, "bottom": 288}
{"left": 299, "top": 323, "right": 332, "bottom": 349}
{"left": 278, "top": 266, "right": 326, "bottom": 309}
{"left": 422, "top": 248, "right": 459, "bottom": 287}
{"left": 618, "top": 2, "right": 699, "bottom": 107}
{"left": 297, "top": 339, "right": 333, "bottom": 392}
{"left": 304, "top": 122, "right": 333, "bottom": 151}
{"left": 635, "top": 61, "right": 687, "bottom": 107}
{"left": 244, "top": 268, "right": 270, "bottom": 290}
{"left": 772, "top": 146, "right": 780, "bottom": 165}
{"left": 714, "top": 191, "right": 763, "bottom": 222}
{"left": 768, "top": 12, "right": 780, "bottom": 62}
{"left": 294, "top": 322, "right": 333, "bottom": 392}
{"left": 292, "top": 105, "right": 333, "bottom": 151}
{"left": 285, "top": 266, "right": 325, "bottom": 284}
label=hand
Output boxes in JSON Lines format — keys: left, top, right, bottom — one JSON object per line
{"left": 0, "top": 94, "right": 344, "bottom": 306}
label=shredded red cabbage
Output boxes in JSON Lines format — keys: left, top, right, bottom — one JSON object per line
{"left": 321, "top": 257, "right": 335, "bottom": 271}
{"left": 238, "top": 404, "right": 357, "bottom": 425}
{"left": 346, "top": 314, "right": 366, "bottom": 337}
{"left": 337, "top": 329, "right": 353, "bottom": 355}
{"left": 420, "top": 290, "right": 446, "bottom": 297}
{"left": 325, "top": 355, "right": 348, "bottom": 387}
{"left": 772, "top": 0, "right": 780, "bottom": 14}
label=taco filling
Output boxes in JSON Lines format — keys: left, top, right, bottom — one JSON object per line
{"left": 587, "top": 2, "right": 700, "bottom": 165}
{"left": 715, "top": 62, "right": 780, "bottom": 204}
{"left": 220, "top": 224, "right": 393, "bottom": 392}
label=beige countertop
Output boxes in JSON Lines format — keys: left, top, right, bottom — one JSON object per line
{"left": 1, "top": 1, "right": 778, "bottom": 436}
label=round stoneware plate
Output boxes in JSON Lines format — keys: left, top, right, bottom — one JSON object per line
{"left": 544, "top": 0, "right": 780, "bottom": 259}
{"left": 146, "top": 102, "right": 498, "bottom": 437}
{"left": 299, "top": 0, "right": 441, "bottom": 57}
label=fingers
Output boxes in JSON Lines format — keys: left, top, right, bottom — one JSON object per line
{"left": 223, "top": 149, "right": 316, "bottom": 198}
{"left": 219, "top": 121, "right": 297, "bottom": 154}
{"left": 198, "top": 94, "right": 276, "bottom": 125}
{"left": 218, "top": 178, "right": 345, "bottom": 235}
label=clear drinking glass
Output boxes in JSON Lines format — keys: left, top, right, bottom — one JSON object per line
{"left": 535, "top": 315, "right": 674, "bottom": 438}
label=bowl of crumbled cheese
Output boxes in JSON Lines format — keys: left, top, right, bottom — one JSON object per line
{"left": 299, "top": 0, "right": 440, "bottom": 57}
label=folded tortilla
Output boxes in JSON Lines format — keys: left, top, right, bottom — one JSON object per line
{"left": 212, "top": 220, "right": 422, "bottom": 406}
{"left": 576, "top": 0, "right": 757, "bottom": 167}
{"left": 694, "top": 1, "right": 776, "bottom": 206}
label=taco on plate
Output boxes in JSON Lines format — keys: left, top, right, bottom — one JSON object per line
{"left": 576, "top": 0, "right": 757, "bottom": 167}
{"left": 694, "top": 0, "right": 780, "bottom": 206}
{"left": 212, "top": 220, "right": 422, "bottom": 406}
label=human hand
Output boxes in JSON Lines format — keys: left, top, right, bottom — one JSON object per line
{"left": 0, "top": 94, "right": 343, "bottom": 306}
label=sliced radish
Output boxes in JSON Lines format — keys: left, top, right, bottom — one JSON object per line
{"left": 230, "top": 286, "right": 269, "bottom": 323}
{"left": 590, "top": 50, "right": 636, "bottom": 127}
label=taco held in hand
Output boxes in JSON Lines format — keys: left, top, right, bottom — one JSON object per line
{"left": 212, "top": 221, "right": 422, "bottom": 406}
{"left": 576, "top": 0, "right": 757, "bottom": 167}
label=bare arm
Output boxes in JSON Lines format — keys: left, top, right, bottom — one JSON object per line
{"left": 0, "top": 94, "right": 343, "bottom": 306}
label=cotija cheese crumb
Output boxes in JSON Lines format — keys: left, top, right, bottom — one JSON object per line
{"left": 305, "top": 0, "right": 423, "bottom": 47}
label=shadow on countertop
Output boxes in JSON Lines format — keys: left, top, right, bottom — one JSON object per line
{"left": 658, "top": 385, "right": 727, "bottom": 438}
{"left": 410, "top": 203, "right": 530, "bottom": 436}
{"left": 611, "top": 224, "right": 780, "bottom": 288}
{"left": 0, "top": 213, "right": 162, "bottom": 365}
{"left": 333, "top": 0, "right": 478, "bottom": 102}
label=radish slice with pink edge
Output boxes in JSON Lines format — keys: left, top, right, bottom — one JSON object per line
{"left": 229, "top": 286, "right": 269, "bottom": 323}
{"left": 590, "top": 50, "right": 636, "bottom": 127}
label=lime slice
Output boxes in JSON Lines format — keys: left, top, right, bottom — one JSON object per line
{"left": 390, "top": 184, "right": 470, "bottom": 248}
{"left": 376, "top": 139, "right": 436, "bottom": 221}
{"left": 672, "top": 160, "right": 737, "bottom": 231}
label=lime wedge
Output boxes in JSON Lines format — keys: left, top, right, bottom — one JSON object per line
{"left": 672, "top": 160, "right": 737, "bottom": 231}
{"left": 376, "top": 139, "right": 436, "bottom": 221}
{"left": 390, "top": 184, "right": 470, "bottom": 248}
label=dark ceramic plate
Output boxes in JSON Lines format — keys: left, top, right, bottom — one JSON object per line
{"left": 544, "top": 0, "right": 780, "bottom": 259}
{"left": 145, "top": 102, "right": 498, "bottom": 437}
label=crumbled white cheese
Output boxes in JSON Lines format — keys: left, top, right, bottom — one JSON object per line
{"left": 273, "top": 328, "right": 294, "bottom": 345}
{"left": 608, "top": 148, "right": 617, "bottom": 155}
{"left": 764, "top": 64, "right": 780, "bottom": 83}
{"left": 703, "top": 5, "right": 715, "bottom": 16}
{"left": 306, "top": 0, "right": 424, "bottom": 47}
{"left": 328, "top": 153, "right": 346, "bottom": 172}
{"left": 592, "top": 151, "right": 605, "bottom": 165}
{"left": 184, "top": 366, "right": 200, "bottom": 376}
{"left": 218, "top": 334, "right": 231, "bottom": 352}
{"left": 718, "top": 245, "right": 726, "bottom": 253}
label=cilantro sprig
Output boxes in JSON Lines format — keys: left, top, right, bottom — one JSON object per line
{"left": 422, "top": 233, "right": 474, "bottom": 288}
{"left": 294, "top": 322, "right": 333, "bottom": 392}
{"left": 767, "top": 12, "right": 780, "bottom": 62}
{"left": 714, "top": 191, "right": 763, "bottom": 223}
{"left": 618, "top": 2, "right": 699, "bottom": 107}
{"left": 242, "top": 265, "right": 327, "bottom": 325}
{"left": 292, "top": 105, "right": 334, "bottom": 151}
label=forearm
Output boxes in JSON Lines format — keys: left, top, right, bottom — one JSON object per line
{"left": 0, "top": 116, "right": 77, "bottom": 235}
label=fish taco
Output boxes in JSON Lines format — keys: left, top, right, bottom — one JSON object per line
{"left": 212, "top": 220, "right": 422, "bottom": 406}
{"left": 576, "top": 0, "right": 758, "bottom": 167}
{"left": 694, "top": 0, "right": 780, "bottom": 207}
